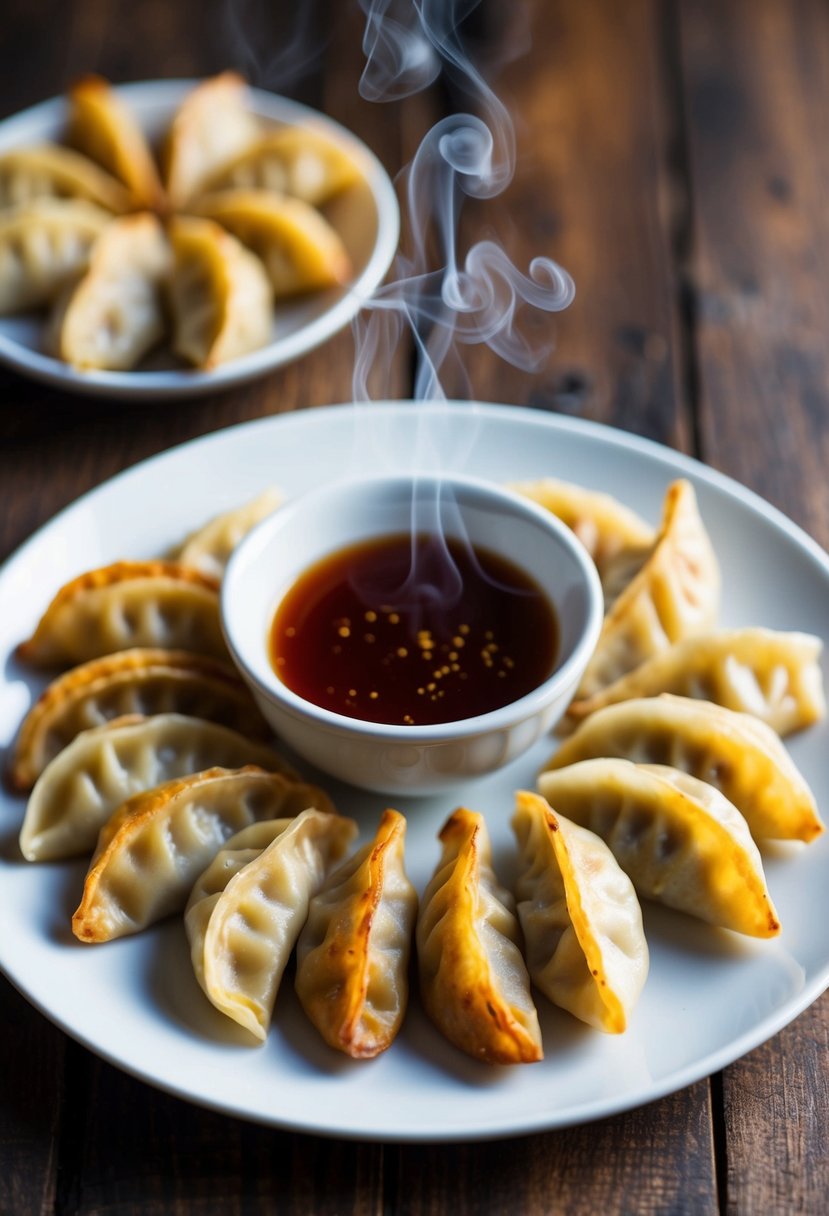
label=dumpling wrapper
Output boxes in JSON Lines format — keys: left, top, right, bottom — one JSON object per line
{"left": 186, "top": 810, "right": 357, "bottom": 1041}
{"left": 17, "top": 559, "right": 223, "bottom": 667}
{"left": 162, "top": 72, "right": 261, "bottom": 208}
{"left": 7, "top": 647, "right": 269, "bottom": 791}
{"left": 538, "top": 759, "right": 780, "bottom": 937}
{"left": 0, "top": 199, "right": 109, "bottom": 314}
{"left": 575, "top": 480, "right": 720, "bottom": 702}
{"left": 546, "top": 694, "right": 823, "bottom": 843}
{"left": 512, "top": 791, "right": 648, "bottom": 1033}
{"left": 67, "top": 75, "right": 165, "bottom": 209}
{"left": 168, "top": 215, "right": 272, "bottom": 368}
{"left": 416, "top": 807, "right": 542, "bottom": 1065}
{"left": 21, "top": 713, "right": 297, "bottom": 862}
{"left": 73, "top": 766, "right": 337, "bottom": 942}
{"left": 191, "top": 189, "right": 352, "bottom": 296}
{"left": 296, "top": 809, "right": 418, "bottom": 1058}
{"left": 46, "top": 213, "right": 171, "bottom": 370}
{"left": 508, "top": 477, "right": 655, "bottom": 578}
{"left": 198, "top": 125, "right": 362, "bottom": 206}
{"left": 0, "top": 144, "right": 133, "bottom": 213}
{"left": 566, "top": 628, "right": 826, "bottom": 737}
{"left": 173, "top": 487, "right": 282, "bottom": 579}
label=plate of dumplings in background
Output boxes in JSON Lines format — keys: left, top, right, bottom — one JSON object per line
{"left": 0, "top": 402, "right": 828, "bottom": 1141}
{"left": 0, "top": 75, "right": 400, "bottom": 399}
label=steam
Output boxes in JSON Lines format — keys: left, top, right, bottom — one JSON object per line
{"left": 221, "top": 0, "right": 326, "bottom": 93}
{"left": 353, "top": 0, "right": 574, "bottom": 408}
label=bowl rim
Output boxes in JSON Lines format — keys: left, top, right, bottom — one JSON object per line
{"left": 221, "top": 471, "right": 604, "bottom": 742}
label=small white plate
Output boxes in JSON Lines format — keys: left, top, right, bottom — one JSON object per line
{"left": 1, "top": 402, "right": 827, "bottom": 1141}
{"left": 0, "top": 81, "right": 400, "bottom": 400}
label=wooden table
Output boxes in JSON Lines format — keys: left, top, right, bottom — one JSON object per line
{"left": 2, "top": 1, "right": 828, "bottom": 1211}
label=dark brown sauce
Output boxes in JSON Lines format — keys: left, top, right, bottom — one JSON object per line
{"left": 270, "top": 534, "right": 558, "bottom": 726}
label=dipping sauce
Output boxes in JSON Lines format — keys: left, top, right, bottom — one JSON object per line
{"left": 270, "top": 534, "right": 558, "bottom": 726}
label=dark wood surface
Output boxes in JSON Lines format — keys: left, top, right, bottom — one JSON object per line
{"left": 1, "top": 0, "right": 827, "bottom": 1211}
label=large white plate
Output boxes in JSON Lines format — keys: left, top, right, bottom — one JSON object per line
{"left": 1, "top": 402, "right": 827, "bottom": 1141}
{"left": 0, "top": 81, "right": 399, "bottom": 400}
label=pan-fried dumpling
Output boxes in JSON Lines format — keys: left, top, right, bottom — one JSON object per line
{"left": 73, "top": 766, "right": 337, "bottom": 942}
{"left": 45, "top": 213, "right": 171, "bottom": 370}
{"left": 168, "top": 215, "right": 272, "bottom": 368}
{"left": 186, "top": 809, "right": 357, "bottom": 1040}
{"left": 0, "top": 199, "right": 109, "bottom": 314}
{"left": 17, "top": 560, "right": 223, "bottom": 667}
{"left": 295, "top": 809, "right": 417, "bottom": 1058}
{"left": 7, "top": 648, "right": 268, "bottom": 791}
{"left": 173, "top": 487, "right": 282, "bottom": 579}
{"left": 162, "top": 72, "right": 261, "bottom": 208}
{"left": 565, "top": 628, "right": 826, "bottom": 736}
{"left": 512, "top": 791, "right": 648, "bottom": 1033}
{"left": 416, "top": 807, "right": 542, "bottom": 1064}
{"left": 198, "top": 126, "right": 361, "bottom": 206}
{"left": 545, "top": 695, "right": 823, "bottom": 844}
{"left": 575, "top": 480, "right": 720, "bottom": 702}
{"left": 508, "top": 478, "right": 655, "bottom": 578}
{"left": 0, "top": 144, "right": 133, "bottom": 213}
{"left": 67, "top": 75, "right": 165, "bottom": 210}
{"left": 537, "top": 759, "right": 780, "bottom": 937}
{"left": 20, "top": 713, "right": 297, "bottom": 862}
{"left": 191, "top": 190, "right": 352, "bottom": 297}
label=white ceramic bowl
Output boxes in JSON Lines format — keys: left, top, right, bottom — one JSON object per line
{"left": 221, "top": 474, "right": 603, "bottom": 793}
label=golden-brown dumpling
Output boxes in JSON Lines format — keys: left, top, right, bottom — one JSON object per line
{"left": 162, "top": 72, "right": 261, "bottom": 208}
{"left": 73, "top": 767, "right": 336, "bottom": 942}
{"left": 574, "top": 480, "right": 720, "bottom": 701}
{"left": 566, "top": 628, "right": 825, "bottom": 736}
{"left": 7, "top": 647, "right": 268, "bottom": 791}
{"left": 17, "top": 559, "right": 223, "bottom": 667}
{"left": 199, "top": 126, "right": 361, "bottom": 206}
{"left": 186, "top": 810, "right": 356, "bottom": 1040}
{"left": 45, "top": 214, "right": 171, "bottom": 370}
{"left": 0, "top": 199, "right": 109, "bottom": 314}
{"left": 512, "top": 791, "right": 648, "bottom": 1033}
{"left": 509, "top": 477, "right": 655, "bottom": 578}
{"left": 545, "top": 694, "right": 823, "bottom": 843}
{"left": 20, "top": 713, "right": 297, "bottom": 862}
{"left": 416, "top": 807, "right": 542, "bottom": 1065}
{"left": 0, "top": 144, "right": 133, "bottom": 213}
{"left": 173, "top": 487, "right": 282, "bottom": 579}
{"left": 67, "top": 75, "right": 164, "bottom": 210}
{"left": 295, "top": 809, "right": 417, "bottom": 1058}
{"left": 192, "top": 190, "right": 352, "bottom": 297}
{"left": 538, "top": 759, "right": 780, "bottom": 937}
{"left": 168, "top": 215, "right": 272, "bottom": 368}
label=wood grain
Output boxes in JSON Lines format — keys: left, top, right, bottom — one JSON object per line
{"left": 444, "top": 0, "right": 691, "bottom": 453}
{"left": 679, "top": 1, "right": 829, "bottom": 1210}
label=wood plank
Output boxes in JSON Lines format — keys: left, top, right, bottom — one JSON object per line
{"left": 0, "top": 982, "right": 63, "bottom": 1216}
{"left": 389, "top": 1083, "right": 717, "bottom": 1216}
{"left": 439, "top": 0, "right": 691, "bottom": 453}
{"left": 680, "top": 0, "right": 829, "bottom": 541}
{"left": 679, "top": 1, "right": 829, "bottom": 1211}
{"left": 59, "top": 1052, "right": 382, "bottom": 1216}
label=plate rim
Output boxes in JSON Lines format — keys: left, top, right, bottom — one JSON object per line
{"left": 0, "top": 79, "right": 400, "bottom": 400}
{"left": 1, "top": 401, "right": 828, "bottom": 1142}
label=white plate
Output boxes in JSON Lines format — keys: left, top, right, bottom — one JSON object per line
{"left": 0, "top": 81, "right": 399, "bottom": 400}
{"left": 1, "top": 402, "right": 827, "bottom": 1141}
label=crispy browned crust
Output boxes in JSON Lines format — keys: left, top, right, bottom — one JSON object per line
{"left": 17, "top": 561, "right": 220, "bottom": 664}
{"left": 316, "top": 808, "right": 405, "bottom": 1059}
{"left": 72, "top": 766, "right": 334, "bottom": 943}
{"left": 420, "top": 809, "right": 543, "bottom": 1065}
{"left": 7, "top": 648, "right": 263, "bottom": 792}
{"left": 69, "top": 75, "right": 166, "bottom": 210}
